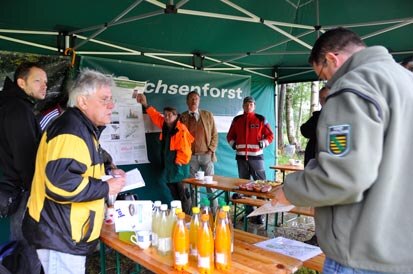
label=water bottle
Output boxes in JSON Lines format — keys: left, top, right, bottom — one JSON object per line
{"left": 215, "top": 211, "right": 231, "bottom": 271}
{"left": 172, "top": 211, "right": 189, "bottom": 271}
{"left": 157, "top": 204, "right": 171, "bottom": 255}
{"left": 197, "top": 214, "right": 214, "bottom": 274}
{"left": 151, "top": 200, "right": 161, "bottom": 247}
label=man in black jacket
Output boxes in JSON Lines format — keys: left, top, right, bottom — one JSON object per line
{"left": 300, "top": 87, "right": 328, "bottom": 166}
{"left": 0, "top": 62, "right": 47, "bottom": 273}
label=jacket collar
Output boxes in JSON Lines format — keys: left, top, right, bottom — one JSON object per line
{"left": 69, "top": 107, "right": 105, "bottom": 139}
{"left": 1, "top": 76, "right": 37, "bottom": 105}
{"left": 327, "top": 46, "right": 392, "bottom": 89}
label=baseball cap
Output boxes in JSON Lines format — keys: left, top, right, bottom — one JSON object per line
{"left": 243, "top": 96, "right": 255, "bottom": 104}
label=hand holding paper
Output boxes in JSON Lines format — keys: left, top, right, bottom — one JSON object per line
{"left": 247, "top": 202, "right": 295, "bottom": 218}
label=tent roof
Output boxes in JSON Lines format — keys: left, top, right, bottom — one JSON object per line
{"left": 1, "top": 0, "right": 412, "bottom": 83}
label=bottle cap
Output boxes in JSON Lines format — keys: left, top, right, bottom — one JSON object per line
{"left": 175, "top": 208, "right": 183, "bottom": 214}
{"left": 177, "top": 212, "right": 185, "bottom": 219}
{"left": 192, "top": 207, "right": 200, "bottom": 214}
{"left": 160, "top": 204, "right": 168, "bottom": 210}
{"left": 222, "top": 205, "right": 230, "bottom": 212}
{"left": 201, "top": 214, "right": 209, "bottom": 222}
{"left": 218, "top": 211, "right": 226, "bottom": 219}
{"left": 154, "top": 200, "right": 162, "bottom": 207}
{"left": 218, "top": 199, "right": 226, "bottom": 207}
{"left": 171, "top": 200, "right": 182, "bottom": 209}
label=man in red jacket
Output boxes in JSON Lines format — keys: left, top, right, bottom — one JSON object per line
{"left": 227, "top": 96, "right": 274, "bottom": 224}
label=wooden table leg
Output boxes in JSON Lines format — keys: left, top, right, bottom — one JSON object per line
{"left": 99, "top": 241, "right": 106, "bottom": 274}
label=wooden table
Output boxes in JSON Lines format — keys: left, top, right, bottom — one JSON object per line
{"left": 235, "top": 229, "right": 325, "bottom": 272}
{"left": 270, "top": 164, "right": 304, "bottom": 182}
{"left": 100, "top": 224, "right": 325, "bottom": 273}
{"left": 182, "top": 175, "right": 279, "bottom": 206}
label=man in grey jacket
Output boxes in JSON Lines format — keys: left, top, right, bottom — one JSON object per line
{"left": 275, "top": 27, "right": 413, "bottom": 273}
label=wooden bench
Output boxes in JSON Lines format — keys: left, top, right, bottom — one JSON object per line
{"left": 230, "top": 197, "right": 272, "bottom": 231}
{"left": 230, "top": 197, "right": 315, "bottom": 230}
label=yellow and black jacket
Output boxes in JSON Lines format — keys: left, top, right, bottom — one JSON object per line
{"left": 23, "top": 107, "right": 109, "bottom": 255}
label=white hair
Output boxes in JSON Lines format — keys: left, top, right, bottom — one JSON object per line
{"left": 67, "top": 68, "right": 114, "bottom": 107}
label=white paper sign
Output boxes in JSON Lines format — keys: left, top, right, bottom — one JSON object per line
{"left": 114, "top": 200, "right": 153, "bottom": 232}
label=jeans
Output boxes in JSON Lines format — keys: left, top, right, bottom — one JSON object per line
{"left": 37, "top": 249, "right": 86, "bottom": 274}
{"left": 323, "top": 257, "right": 406, "bottom": 274}
{"left": 236, "top": 158, "right": 266, "bottom": 215}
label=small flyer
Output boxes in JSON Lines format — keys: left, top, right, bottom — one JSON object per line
{"left": 255, "top": 236, "right": 322, "bottom": 261}
{"left": 101, "top": 168, "right": 145, "bottom": 192}
{"left": 247, "top": 202, "right": 295, "bottom": 217}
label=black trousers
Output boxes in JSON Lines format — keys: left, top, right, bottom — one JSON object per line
{"left": 167, "top": 182, "right": 192, "bottom": 215}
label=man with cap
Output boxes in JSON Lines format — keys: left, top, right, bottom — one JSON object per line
{"left": 227, "top": 96, "right": 274, "bottom": 224}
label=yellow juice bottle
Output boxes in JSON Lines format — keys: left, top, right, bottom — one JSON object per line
{"left": 215, "top": 211, "right": 231, "bottom": 271}
{"left": 189, "top": 207, "right": 200, "bottom": 258}
{"left": 197, "top": 214, "right": 214, "bottom": 274}
{"left": 173, "top": 212, "right": 189, "bottom": 271}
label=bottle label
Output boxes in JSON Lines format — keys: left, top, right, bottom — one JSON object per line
{"left": 190, "top": 247, "right": 198, "bottom": 257}
{"left": 174, "top": 252, "right": 188, "bottom": 265}
{"left": 197, "top": 256, "right": 210, "bottom": 268}
{"left": 152, "top": 233, "right": 158, "bottom": 246}
{"left": 158, "top": 237, "right": 171, "bottom": 252}
{"left": 215, "top": 252, "right": 227, "bottom": 264}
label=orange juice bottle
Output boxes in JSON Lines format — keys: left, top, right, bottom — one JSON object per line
{"left": 215, "top": 211, "right": 231, "bottom": 271}
{"left": 213, "top": 199, "right": 226, "bottom": 233}
{"left": 189, "top": 207, "right": 200, "bottom": 258}
{"left": 172, "top": 212, "right": 189, "bottom": 271}
{"left": 222, "top": 205, "right": 234, "bottom": 253}
{"left": 197, "top": 214, "right": 214, "bottom": 274}
{"left": 200, "top": 198, "right": 214, "bottom": 229}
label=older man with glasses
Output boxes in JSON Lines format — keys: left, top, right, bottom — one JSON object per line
{"left": 23, "top": 69, "right": 126, "bottom": 274}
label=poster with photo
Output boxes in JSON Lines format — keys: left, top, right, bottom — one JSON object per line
{"left": 100, "top": 77, "right": 149, "bottom": 165}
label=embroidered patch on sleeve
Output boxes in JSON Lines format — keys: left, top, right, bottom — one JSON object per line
{"left": 328, "top": 124, "right": 350, "bottom": 156}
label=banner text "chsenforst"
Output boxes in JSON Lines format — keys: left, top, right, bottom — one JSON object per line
{"left": 145, "top": 80, "right": 243, "bottom": 99}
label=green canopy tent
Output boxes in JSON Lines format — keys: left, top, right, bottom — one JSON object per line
{"left": 0, "top": 0, "right": 412, "bottom": 82}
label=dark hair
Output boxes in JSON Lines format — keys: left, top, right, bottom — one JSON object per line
{"left": 13, "top": 62, "right": 44, "bottom": 83}
{"left": 308, "top": 27, "right": 366, "bottom": 65}
{"left": 186, "top": 91, "right": 200, "bottom": 101}
{"left": 163, "top": 106, "right": 178, "bottom": 116}
{"left": 401, "top": 56, "right": 413, "bottom": 72}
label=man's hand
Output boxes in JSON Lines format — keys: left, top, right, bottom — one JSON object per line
{"left": 111, "top": 168, "right": 126, "bottom": 177}
{"left": 136, "top": 94, "right": 148, "bottom": 108}
{"left": 271, "top": 187, "right": 291, "bottom": 206}
{"left": 107, "top": 176, "right": 126, "bottom": 196}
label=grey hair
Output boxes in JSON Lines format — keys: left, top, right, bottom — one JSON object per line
{"left": 67, "top": 68, "right": 114, "bottom": 107}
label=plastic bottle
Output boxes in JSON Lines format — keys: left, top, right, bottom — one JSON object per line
{"left": 215, "top": 211, "right": 231, "bottom": 271}
{"left": 197, "top": 214, "right": 214, "bottom": 274}
{"left": 151, "top": 200, "right": 162, "bottom": 247}
{"left": 222, "top": 205, "right": 234, "bottom": 253}
{"left": 172, "top": 211, "right": 189, "bottom": 271}
{"left": 189, "top": 207, "right": 200, "bottom": 258}
{"left": 168, "top": 206, "right": 181, "bottom": 238}
{"left": 200, "top": 198, "right": 214, "bottom": 229}
{"left": 171, "top": 200, "right": 182, "bottom": 210}
{"left": 157, "top": 204, "right": 171, "bottom": 255}
{"left": 213, "top": 199, "right": 226, "bottom": 232}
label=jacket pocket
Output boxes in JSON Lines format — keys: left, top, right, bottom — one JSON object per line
{"left": 80, "top": 210, "right": 95, "bottom": 242}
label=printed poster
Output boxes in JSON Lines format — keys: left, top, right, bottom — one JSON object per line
{"left": 100, "top": 77, "right": 149, "bottom": 165}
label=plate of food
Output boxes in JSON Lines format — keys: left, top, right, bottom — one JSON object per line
{"left": 237, "top": 180, "right": 282, "bottom": 193}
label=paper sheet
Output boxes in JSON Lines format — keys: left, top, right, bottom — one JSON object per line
{"left": 255, "top": 236, "right": 322, "bottom": 261}
{"left": 102, "top": 168, "right": 145, "bottom": 192}
{"left": 247, "top": 202, "right": 295, "bottom": 217}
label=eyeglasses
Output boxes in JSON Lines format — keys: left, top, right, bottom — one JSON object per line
{"left": 88, "top": 95, "right": 114, "bottom": 106}
{"left": 99, "top": 97, "right": 114, "bottom": 105}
